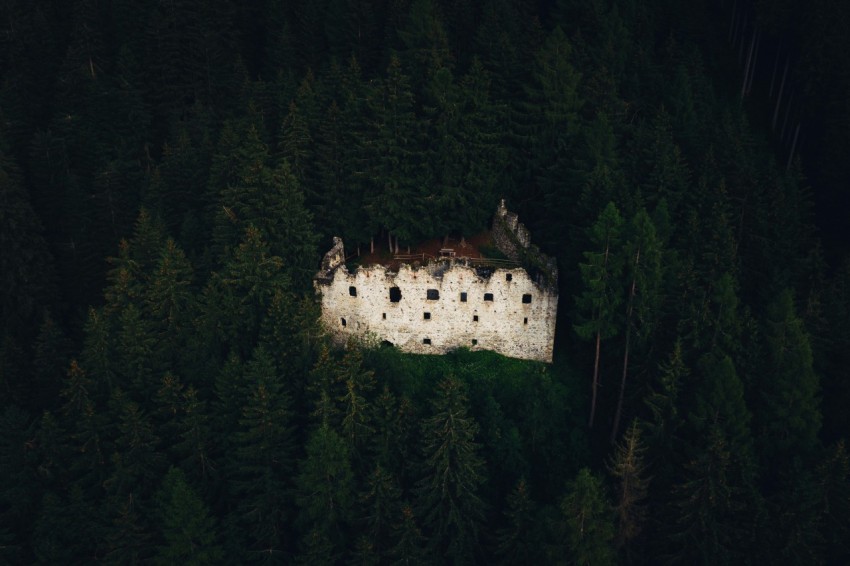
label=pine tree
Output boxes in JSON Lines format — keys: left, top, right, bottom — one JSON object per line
{"left": 202, "top": 226, "right": 289, "bottom": 358}
{"left": 575, "top": 202, "right": 625, "bottom": 427}
{"left": 336, "top": 347, "right": 376, "bottom": 464}
{"left": 154, "top": 467, "right": 222, "bottom": 565}
{"left": 143, "top": 238, "right": 195, "bottom": 367}
{"left": 666, "top": 426, "right": 741, "bottom": 565}
{"left": 114, "top": 303, "right": 157, "bottom": 399}
{"left": 388, "top": 503, "right": 429, "bottom": 566}
{"left": 365, "top": 55, "right": 427, "bottom": 249}
{"left": 612, "top": 209, "right": 663, "bottom": 441}
{"left": 103, "top": 391, "right": 165, "bottom": 500}
{"left": 295, "top": 424, "right": 355, "bottom": 556}
{"left": 208, "top": 121, "right": 270, "bottom": 259}
{"left": 757, "top": 289, "right": 821, "bottom": 460}
{"left": 523, "top": 25, "right": 583, "bottom": 219}
{"left": 415, "top": 374, "right": 486, "bottom": 563}
{"left": 372, "top": 386, "right": 416, "bottom": 486}
{"left": 59, "top": 360, "right": 107, "bottom": 490}
{"left": 359, "top": 464, "right": 403, "bottom": 561}
{"left": 229, "top": 345, "right": 296, "bottom": 561}
{"left": 173, "top": 386, "right": 216, "bottom": 486}
{"left": 607, "top": 420, "right": 650, "bottom": 560}
{"left": 495, "top": 477, "right": 544, "bottom": 565}
{"left": 396, "top": 0, "right": 453, "bottom": 98}
{"left": 561, "top": 467, "right": 616, "bottom": 566}
{"left": 101, "top": 492, "right": 153, "bottom": 566}
{"left": 642, "top": 340, "right": 688, "bottom": 497}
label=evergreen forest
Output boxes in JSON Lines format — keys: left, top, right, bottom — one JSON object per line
{"left": 2, "top": 0, "right": 850, "bottom": 563}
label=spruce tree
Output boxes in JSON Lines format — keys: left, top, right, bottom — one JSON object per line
{"left": 154, "top": 467, "right": 222, "bottom": 566}
{"left": 365, "top": 55, "right": 427, "bottom": 249}
{"left": 295, "top": 424, "right": 355, "bottom": 557}
{"left": 561, "top": 467, "right": 616, "bottom": 566}
{"left": 612, "top": 209, "right": 663, "bottom": 441}
{"left": 415, "top": 374, "right": 485, "bottom": 563}
{"left": 358, "top": 464, "right": 403, "bottom": 561}
{"left": 607, "top": 420, "right": 650, "bottom": 560}
{"left": 575, "top": 202, "right": 625, "bottom": 427}
{"left": 495, "top": 477, "right": 544, "bottom": 565}
{"left": 757, "top": 289, "right": 821, "bottom": 461}
{"left": 229, "top": 345, "right": 295, "bottom": 561}
{"left": 388, "top": 503, "right": 429, "bottom": 566}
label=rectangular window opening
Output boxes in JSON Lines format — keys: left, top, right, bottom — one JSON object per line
{"left": 460, "top": 292, "right": 467, "bottom": 302}
{"left": 522, "top": 294, "right": 532, "bottom": 304}
{"left": 427, "top": 289, "right": 440, "bottom": 300}
{"left": 389, "top": 287, "right": 402, "bottom": 302}
{"left": 424, "top": 312, "right": 431, "bottom": 320}
{"left": 349, "top": 286, "right": 357, "bottom": 297}
{"left": 423, "top": 338, "right": 431, "bottom": 345}
{"left": 484, "top": 293, "right": 494, "bottom": 302}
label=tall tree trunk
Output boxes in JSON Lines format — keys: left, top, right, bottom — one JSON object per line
{"left": 746, "top": 31, "right": 760, "bottom": 94}
{"left": 612, "top": 248, "right": 640, "bottom": 442}
{"left": 772, "top": 60, "right": 789, "bottom": 130}
{"left": 729, "top": 0, "right": 737, "bottom": 42}
{"left": 589, "top": 239, "right": 612, "bottom": 428}
{"left": 787, "top": 123, "right": 801, "bottom": 171}
{"left": 589, "top": 329, "right": 602, "bottom": 428}
{"left": 741, "top": 31, "right": 756, "bottom": 98}
{"left": 781, "top": 92, "right": 794, "bottom": 142}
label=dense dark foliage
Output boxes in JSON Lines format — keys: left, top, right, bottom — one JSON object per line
{"left": 1, "top": 0, "right": 848, "bottom": 563}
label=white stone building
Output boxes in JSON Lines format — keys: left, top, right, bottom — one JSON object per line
{"left": 314, "top": 202, "right": 558, "bottom": 363}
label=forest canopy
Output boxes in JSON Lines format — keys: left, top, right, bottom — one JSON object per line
{"left": 1, "top": 0, "right": 849, "bottom": 563}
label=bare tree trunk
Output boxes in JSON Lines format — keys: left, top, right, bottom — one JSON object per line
{"left": 612, "top": 248, "right": 639, "bottom": 443}
{"left": 781, "top": 92, "right": 794, "bottom": 142}
{"left": 746, "top": 31, "right": 760, "bottom": 94}
{"left": 589, "top": 329, "right": 602, "bottom": 428}
{"left": 589, "top": 239, "right": 612, "bottom": 429}
{"left": 741, "top": 30, "right": 756, "bottom": 98}
{"left": 787, "top": 123, "right": 801, "bottom": 171}
{"left": 729, "top": 0, "right": 737, "bottom": 42}
{"left": 772, "top": 60, "right": 789, "bottom": 130}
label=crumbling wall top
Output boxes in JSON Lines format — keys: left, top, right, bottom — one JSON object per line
{"left": 317, "top": 236, "right": 345, "bottom": 283}
{"left": 492, "top": 200, "right": 558, "bottom": 289}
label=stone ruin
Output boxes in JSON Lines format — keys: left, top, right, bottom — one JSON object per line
{"left": 314, "top": 201, "right": 558, "bottom": 362}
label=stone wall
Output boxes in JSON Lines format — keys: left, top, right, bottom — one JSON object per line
{"left": 314, "top": 202, "right": 559, "bottom": 363}
{"left": 315, "top": 258, "right": 558, "bottom": 363}
{"left": 492, "top": 199, "right": 532, "bottom": 260}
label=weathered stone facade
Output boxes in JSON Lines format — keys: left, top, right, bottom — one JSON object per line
{"left": 314, "top": 202, "right": 558, "bottom": 363}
